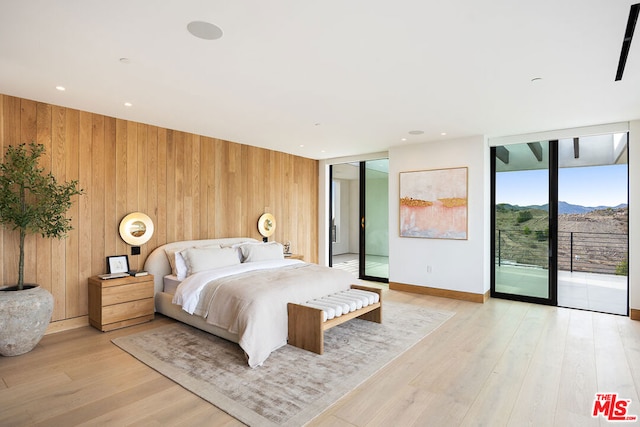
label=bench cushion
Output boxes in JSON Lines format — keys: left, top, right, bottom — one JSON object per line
{"left": 305, "top": 288, "right": 380, "bottom": 321}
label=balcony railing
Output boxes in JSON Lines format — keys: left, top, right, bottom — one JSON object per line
{"left": 496, "top": 229, "right": 628, "bottom": 276}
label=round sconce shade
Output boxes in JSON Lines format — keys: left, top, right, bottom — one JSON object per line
{"left": 119, "top": 212, "right": 154, "bottom": 246}
{"left": 258, "top": 213, "right": 276, "bottom": 237}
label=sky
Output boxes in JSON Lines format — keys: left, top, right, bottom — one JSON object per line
{"left": 496, "top": 164, "right": 628, "bottom": 207}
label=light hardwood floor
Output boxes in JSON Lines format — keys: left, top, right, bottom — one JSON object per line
{"left": 2, "top": 289, "right": 639, "bottom": 426}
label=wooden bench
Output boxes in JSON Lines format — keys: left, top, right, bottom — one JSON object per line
{"left": 287, "top": 284, "right": 382, "bottom": 354}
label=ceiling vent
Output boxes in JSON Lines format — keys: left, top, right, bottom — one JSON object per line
{"left": 615, "top": 3, "right": 639, "bottom": 81}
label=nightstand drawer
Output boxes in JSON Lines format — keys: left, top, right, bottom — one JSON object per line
{"left": 88, "top": 274, "right": 156, "bottom": 331}
{"left": 101, "top": 298, "right": 155, "bottom": 325}
{"left": 102, "top": 282, "right": 154, "bottom": 306}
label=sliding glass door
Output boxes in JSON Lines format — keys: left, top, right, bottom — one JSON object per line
{"left": 329, "top": 159, "right": 389, "bottom": 282}
{"left": 361, "top": 159, "right": 389, "bottom": 282}
{"left": 492, "top": 133, "right": 629, "bottom": 315}
{"left": 556, "top": 134, "right": 628, "bottom": 315}
{"left": 330, "top": 163, "right": 359, "bottom": 276}
{"left": 491, "top": 141, "right": 557, "bottom": 304}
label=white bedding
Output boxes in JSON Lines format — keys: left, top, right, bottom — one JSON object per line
{"left": 172, "top": 259, "right": 356, "bottom": 367}
{"left": 163, "top": 275, "right": 182, "bottom": 294}
{"left": 173, "top": 259, "right": 303, "bottom": 314}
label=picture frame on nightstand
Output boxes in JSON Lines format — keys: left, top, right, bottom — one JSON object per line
{"left": 107, "top": 255, "right": 129, "bottom": 274}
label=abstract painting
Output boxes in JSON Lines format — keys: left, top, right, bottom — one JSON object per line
{"left": 399, "top": 167, "right": 468, "bottom": 239}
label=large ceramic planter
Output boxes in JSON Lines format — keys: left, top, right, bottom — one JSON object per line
{"left": 0, "top": 285, "right": 54, "bottom": 356}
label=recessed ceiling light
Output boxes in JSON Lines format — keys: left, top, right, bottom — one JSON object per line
{"left": 119, "top": 58, "right": 130, "bottom": 64}
{"left": 401, "top": 138, "right": 407, "bottom": 141}
{"left": 531, "top": 77, "right": 543, "bottom": 82}
{"left": 187, "top": 21, "right": 223, "bottom": 40}
{"left": 299, "top": 144, "right": 305, "bottom": 148}
{"left": 55, "top": 86, "right": 65, "bottom": 91}
{"left": 408, "top": 130, "right": 424, "bottom": 135}
{"left": 124, "top": 102, "right": 132, "bottom": 107}
{"left": 441, "top": 132, "right": 447, "bottom": 136}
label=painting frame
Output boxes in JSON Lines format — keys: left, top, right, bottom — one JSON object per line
{"left": 107, "top": 255, "right": 130, "bottom": 274}
{"left": 399, "top": 167, "right": 468, "bottom": 239}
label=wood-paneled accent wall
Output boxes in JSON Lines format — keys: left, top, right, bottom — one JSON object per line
{"left": 0, "top": 94, "right": 318, "bottom": 325}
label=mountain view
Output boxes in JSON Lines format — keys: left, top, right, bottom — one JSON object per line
{"left": 500, "top": 201, "right": 629, "bottom": 215}
{"left": 495, "top": 203, "right": 628, "bottom": 275}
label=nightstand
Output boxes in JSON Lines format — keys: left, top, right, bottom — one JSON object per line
{"left": 88, "top": 274, "right": 155, "bottom": 331}
{"left": 285, "top": 253, "right": 304, "bottom": 260}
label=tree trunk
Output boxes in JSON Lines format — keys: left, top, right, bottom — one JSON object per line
{"left": 18, "top": 229, "right": 25, "bottom": 290}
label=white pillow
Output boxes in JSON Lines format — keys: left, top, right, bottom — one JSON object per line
{"left": 181, "top": 246, "right": 240, "bottom": 275}
{"left": 220, "top": 242, "right": 246, "bottom": 262}
{"left": 241, "top": 242, "right": 284, "bottom": 262}
{"left": 165, "top": 248, "right": 189, "bottom": 280}
{"left": 165, "top": 244, "right": 221, "bottom": 279}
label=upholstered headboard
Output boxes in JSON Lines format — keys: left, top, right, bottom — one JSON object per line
{"left": 143, "top": 237, "right": 259, "bottom": 294}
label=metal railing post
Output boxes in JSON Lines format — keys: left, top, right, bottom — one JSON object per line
{"left": 498, "top": 229, "right": 502, "bottom": 266}
{"left": 570, "top": 232, "right": 574, "bottom": 272}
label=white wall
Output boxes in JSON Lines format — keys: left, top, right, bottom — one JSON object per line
{"left": 388, "top": 135, "right": 491, "bottom": 295}
{"left": 319, "top": 124, "right": 636, "bottom": 311}
{"left": 630, "top": 119, "right": 639, "bottom": 312}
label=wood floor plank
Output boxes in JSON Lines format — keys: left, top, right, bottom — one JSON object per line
{"left": 1, "top": 364, "right": 161, "bottom": 425}
{"left": 460, "top": 304, "right": 548, "bottom": 425}
{"left": 593, "top": 313, "right": 640, "bottom": 421}
{"left": 507, "top": 307, "right": 570, "bottom": 426}
{"left": 364, "top": 385, "right": 436, "bottom": 427}
{"left": 617, "top": 315, "right": 640, "bottom": 391}
{"left": 29, "top": 377, "right": 169, "bottom": 427}
{"left": 554, "top": 310, "right": 600, "bottom": 426}
{"left": 126, "top": 386, "right": 241, "bottom": 427}
{"left": 1, "top": 289, "right": 638, "bottom": 427}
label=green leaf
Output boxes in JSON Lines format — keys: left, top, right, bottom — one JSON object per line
{"left": 0, "top": 143, "right": 84, "bottom": 288}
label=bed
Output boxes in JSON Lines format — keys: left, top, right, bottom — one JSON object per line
{"left": 144, "top": 237, "right": 360, "bottom": 367}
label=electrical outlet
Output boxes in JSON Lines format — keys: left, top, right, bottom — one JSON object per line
{"left": 426, "top": 265, "right": 432, "bottom": 273}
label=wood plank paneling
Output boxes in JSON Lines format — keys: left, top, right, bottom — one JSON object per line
{"left": 50, "top": 105, "right": 70, "bottom": 321}
{"left": 2, "top": 97, "right": 21, "bottom": 286}
{"left": 75, "top": 111, "right": 91, "bottom": 318}
{"left": 35, "top": 102, "right": 53, "bottom": 295}
{"left": 20, "top": 100, "right": 38, "bottom": 286}
{"left": 103, "top": 117, "right": 118, "bottom": 260}
{"left": 0, "top": 94, "right": 319, "bottom": 326}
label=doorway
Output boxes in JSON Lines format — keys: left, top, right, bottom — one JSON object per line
{"left": 330, "top": 159, "right": 389, "bottom": 282}
{"left": 491, "top": 133, "right": 629, "bottom": 315}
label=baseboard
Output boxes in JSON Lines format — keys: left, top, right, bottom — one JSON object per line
{"left": 389, "top": 282, "right": 488, "bottom": 303}
{"left": 45, "top": 315, "right": 89, "bottom": 335}
{"left": 631, "top": 309, "right": 640, "bottom": 321}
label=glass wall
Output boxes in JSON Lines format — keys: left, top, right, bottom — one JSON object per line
{"left": 492, "top": 133, "right": 629, "bottom": 315}
{"left": 493, "top": 141, "right": 553, "bottom": 302}
{"left": 556, "top": 134, "right": 628, "bottom": 315}
{"left": 330, "top": 159, "right": 389, "bottom": 282}
{"left": 363, "top": 159, "right": 389, "bottom": 281}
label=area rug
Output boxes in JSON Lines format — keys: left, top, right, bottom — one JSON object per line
{"left": 112, "top": 301, "right": 454, "bottom": 426}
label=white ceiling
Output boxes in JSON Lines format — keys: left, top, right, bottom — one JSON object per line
{"left": 1, "top": 1, "right": 639, "bottom": 160}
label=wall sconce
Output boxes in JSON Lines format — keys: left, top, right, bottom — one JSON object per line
{"left": 257, "top": 212, "right": 276, "bottom": 242}
{"left": 119, "top": 212, "right": 154, "bottom": 254}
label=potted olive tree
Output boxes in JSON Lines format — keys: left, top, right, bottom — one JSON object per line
{"left": 0, "top": 143, "right": 83, "bottom": 356}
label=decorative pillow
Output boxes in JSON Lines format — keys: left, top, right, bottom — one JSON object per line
{"left": 164, "top": 248, "right": 189, "bottom": 280}
{"left": 220, "top": 242, "right": 247, "bottom": 262}
{"left": 181, "top": 246, "right": 240, "bottom": 275}
{"left": 165, "top": 244, "right": 221, "bottom": 279}
{"left": 241, "top": 242, "right": 284, "bottom": 262}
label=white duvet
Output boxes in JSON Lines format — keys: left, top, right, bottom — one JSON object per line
{"left": 172, "top": 260, "right": 355, "bottom": 367}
